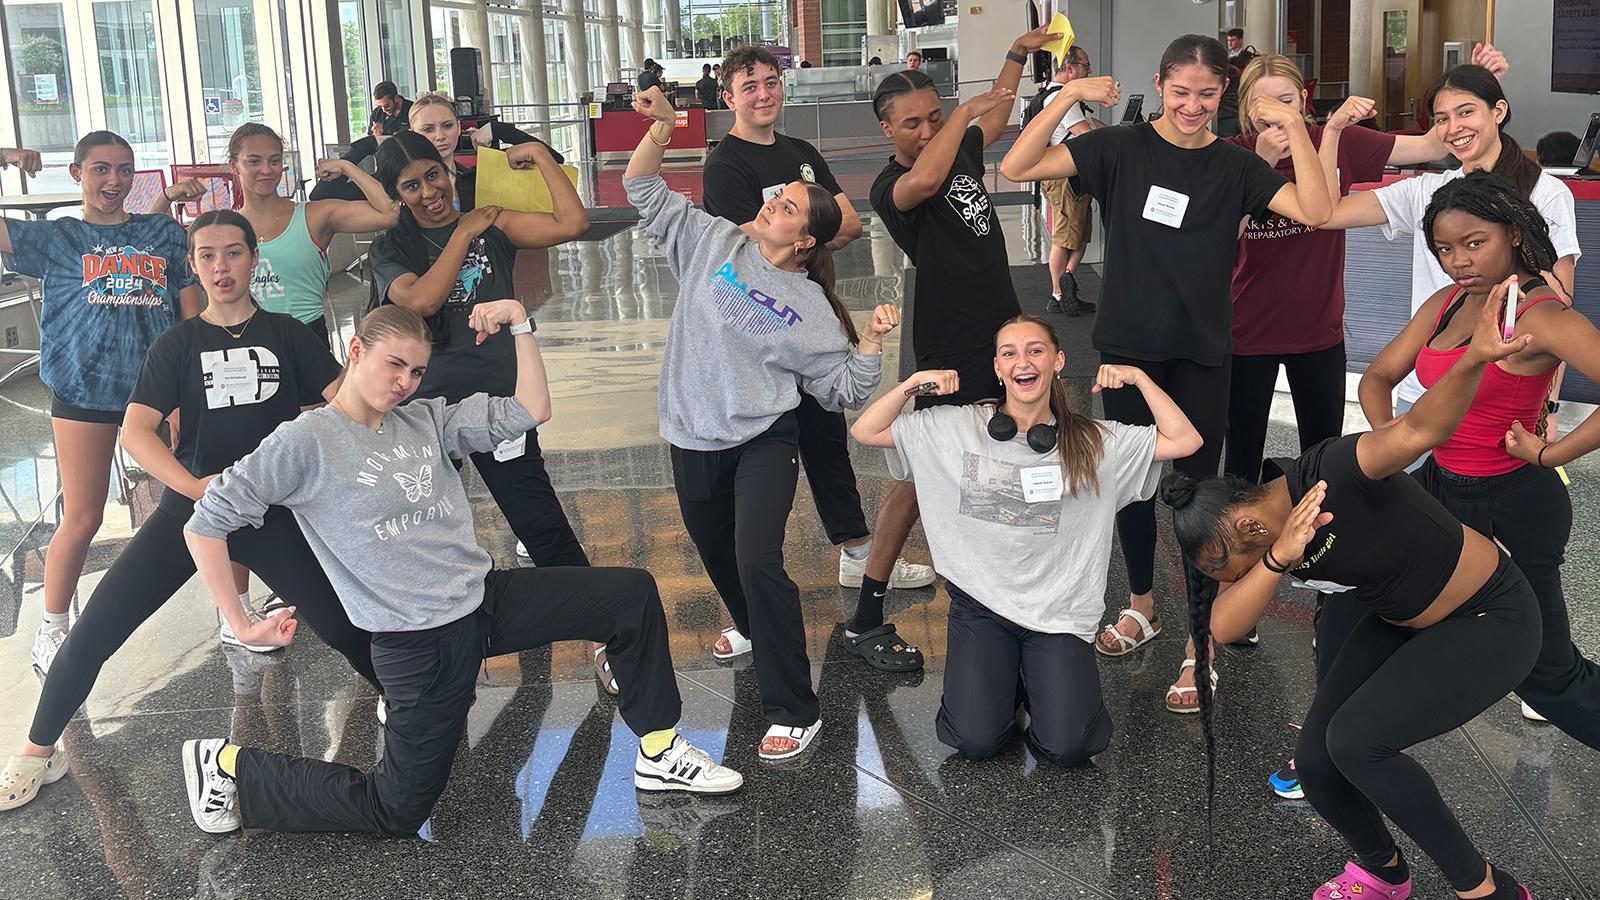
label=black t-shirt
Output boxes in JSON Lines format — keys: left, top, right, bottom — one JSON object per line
{"left": 1067, "top": 122, "right": 1286, "bottom": 366}
{"left": 696, "top": 76, "right": 719, "bottom": 107}
{"left": 129, "top": 311, "right": 340, "bottom": 511}
{"left": 870, "top": 126, "right": 1020, "bottom": 361}
{"left": 1264, "top": 434, "right": 1464, "bottom": 622}
{"left": 703, "top": 133, "right": 844, "bottom": 225}
{"left": 371, "top": 221, "right": 521, "bottom": 402}
{"left": 638, "top": 71, "right": 662, "bottom": 92}
{"left": 369, "top": 98, "right": 414, "bottom": 136}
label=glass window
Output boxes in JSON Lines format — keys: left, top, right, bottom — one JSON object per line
{"left": 339, "top": 0, "right": 368, "bottom": 137}
{"left": 490, "top": 13, "right": 527, "bottom": 106}
{"left": 4, "top": 3, "right": 76, "bottom": 190}
{"left": 431, "top": 6, "right": 470, "bottom": 93}
{"left": 94, "top": 1, "right": 168, "bottom": 173}
{"left": 192, "top": 0, "right": 265, "bottom": 162}
{"left": 586, "top": 21, "right": 604, "bottom": 93}
{"left": 376, "top": 0, "right": 416, "bottom": 97}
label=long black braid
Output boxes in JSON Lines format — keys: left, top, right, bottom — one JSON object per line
{"left": 1423, "top": 170, "right": 1560, "bottom": 281}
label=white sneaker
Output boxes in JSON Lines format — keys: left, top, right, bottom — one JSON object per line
{"left": 838, "top": 552, "right": 936, "bottom": 590}
{"left": 31, "top": 626, "right": 66, "bottom": 680}
{"left": 515, "top": 540, "right": 530, "bottom": 559}
{"left": 0, "top": 749, "right": 68, "bottom": 811}
{"left": 1521, "top": 700, "right": 1549, "bottom": 722}
{"left": 219, "top": 604, "right": 288, "bottom": 654}
{"left": 182, "top": 738, "right": 240, "bottom": 833}
{"left": 376, "top": 697, "right": 388, "bottom": 726}
{"left": 712, "top": 627, "right": 752, "bottom": 660}
{"left": 634, "top": 736, "right": 743, "bottom": 794}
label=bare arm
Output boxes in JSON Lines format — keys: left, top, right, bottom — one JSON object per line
{"left": 850, "top": 369, "right": 960, "bottom": 448}
{"left": 624, "top": 88, "right": 676, "bottom": 180}
{"left": 384, "top": 207, "right": 499, "bottom": 317}
{"left": 1502, "top": 289, "right": 1600, "bottom": 468}
{"left": 890, "top": 103, "right": 983, "bottom": 211}
{"left": 492, "top": 142, "right": 588, "bottom": 247}
{"left": 121, "top": 404, "right": 209, "bottom": 500}
{"left": 1093, "top": 365, "right": 1202, "bottom": 461}
{"left": 1320, "top": 189, "right": 1390, "bottom": 231}
{"left": 1210, "top": 483, "right": 1332, "bottom": 644}
{"left": 1256, "top": 100, "right": 1331, "bottom": 226}
{"left": 186, "top": 530, "right": 297, "bottom": 647}
{"left": 828, "top": 192, "right": 862, "bottom": 249}
{"left": 0, "top": 218, "right": 10, "bottom": 256}
{"left": 977, "top": 30, "right": 1051, "bottom": 146}
{"left": 467, "top": 299, "right": 553, "bottom": 424}
{"left": 999, "top": 76, "right": 1119, "bottom": 183}
{"left": 1355, "top": 280, "right": 1529, "bottom": 479}
{"left": 1388, "top": 131, "right": 1447, "bottom": 166}
{"left": 1357, "top": 290, "right": 1448, "bottom": 427}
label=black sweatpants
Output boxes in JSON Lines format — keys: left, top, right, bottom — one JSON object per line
{"left": 936, "top": 584, "right": 1111, "bottom": 766}
{"left": 1296, "top": 554, "right": 1540, "bottom": 891}
{"left": 457, "top": 427, "right": 590, "bottom": 568}
{"left": 1413, "top": 459, "right": 1600, "bottom": 748}
{"left": 1098, "top": 353, "right": 1230, "bottom": 595}
{"left": 235, "top": 566, "right": 680, "bottom": 835}
{"left": 29, "top": 498, "right": 376, "bottom": 746}
{"left": 794, "top": 393, "right": 869, "bottom": 546}
{"left": 1224, "top": 343, "right": 1346, "bottom": 483}
{"left": 671, "top": 411, "right": 817, "bottom": 726}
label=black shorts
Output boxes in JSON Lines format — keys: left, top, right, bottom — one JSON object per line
{"left": 51, "top": 396, "right": 124, "bottom": 425}
{"left": 914, "top": 345, "right": 1003, "bottom": 410}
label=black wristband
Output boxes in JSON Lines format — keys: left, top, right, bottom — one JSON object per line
{"left": 1006, "top": 50, "right": 1028, "bottom": 66}
{"left": 1262, "top": 548, "right": 1291, "bottom": 574}
{"left": 1538, "top": 444, "right": 1550, "bottom": 468}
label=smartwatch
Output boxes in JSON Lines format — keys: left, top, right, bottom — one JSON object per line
{"left": 509, "top": 318, "right": 534, "bottom": 336}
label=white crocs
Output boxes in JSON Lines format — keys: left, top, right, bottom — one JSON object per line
{"left": 0, "top": 751, "right": 68, "bottom": 811}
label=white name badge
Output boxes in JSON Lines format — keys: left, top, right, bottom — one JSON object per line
{"left": 493, "top": 433, "right": 527, "bottom": 462}
{"left": 1019, "top": 465, "right": 1064, "bottom": 503}
{"left": 1141, "top": 185, "right": 1190, "bottom": 228}
{"left": 1290, "top": 577, "right": 1357, "bottom": 594}
{"left": 212, "top": 360, "right": 258, "bottom": 391}
{"left": 761, "top": 183, "right": 784, "bottom": 202}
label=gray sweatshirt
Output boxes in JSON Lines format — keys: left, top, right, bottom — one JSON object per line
{"left": 186, "top": 394, "right": 535, "bottom": 632}
{"left": 625, "top": 174, "right": 882, "bottom": 451}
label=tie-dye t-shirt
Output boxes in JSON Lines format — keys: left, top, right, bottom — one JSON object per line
{"left": 4, "top": 215, "right": 194, "bottom": 411}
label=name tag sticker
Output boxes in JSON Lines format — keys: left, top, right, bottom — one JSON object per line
{"left": 212, "top": 360, "right": 257, "bottom": 391}
{"left": 761, "top": 184, "right": 784, "bottom": 202}
{"left": 1020, "top": 465, "right": 1064, "bottom": 503}
{"left": 493, "top": 433, "right": 527, "bottom": 462}
{"left": 1290, "top": 578, "right": 1357, "bottom": 594}
{"left": 1141, "top": 185, "right": 1190, "bottom": 228}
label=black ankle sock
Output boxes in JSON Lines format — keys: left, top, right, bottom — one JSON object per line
{"left": 1484, "top": 867, "right": 1522, "bottom": 899}
{"left": 850, "top": 577, "right": 888, "bottom": 634}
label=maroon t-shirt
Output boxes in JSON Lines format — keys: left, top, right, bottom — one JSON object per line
{"left": 1228, "top": 124, "right": 1395, "bottom": 355}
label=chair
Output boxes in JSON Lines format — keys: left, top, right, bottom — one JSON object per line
{"left": 127, "top": 169, "right": 169, "bottom": 218}
{"left": 168, "top": 164, "right": 242, "bottom": 224}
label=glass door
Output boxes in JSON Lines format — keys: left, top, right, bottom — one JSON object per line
{"left": 1382, "top": 10, "right": 1409, "bottom": 131}
{"left": 190, "top": 0, "right": 265, "bottom": 162}
{"left": 3, "top": 3, "right": 80, "bottom": 192}
{"left": 93, "top": 1, "right": 169, "bottom": 173}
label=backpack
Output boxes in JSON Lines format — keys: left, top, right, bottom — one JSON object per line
{"left": 1022, "top": 84, "right": 1064, "bottom": 136}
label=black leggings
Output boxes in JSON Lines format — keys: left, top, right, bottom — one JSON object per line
{"left": 671, "top": 411, "right": 816, "bottom": 726}
{"left": 236, "top": 566, "right": 680, "bottom": 835}
{"left": 794, "top": 393, "right": 869, "bottom": 546}
{"left": 454, "top": 428, "right": 590, "bottom": 568}
{"left": 1098, "top": 353, "right": 1230, "bottom": 595}
{"left": 1296, "top": 554, "right": 1540, "bottom": 891}
{"left": 1224, "top": 343, "right": 1346, "bottom": 483}
{"left": 29, "top": 497, "right": 376, "bottom": 746}
{"left": 936, "top": 584, "right": 1111, "bottom": 766}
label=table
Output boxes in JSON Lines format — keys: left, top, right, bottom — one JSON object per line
{"left": 0, "top": 193, "right": 81, "bottom": 220}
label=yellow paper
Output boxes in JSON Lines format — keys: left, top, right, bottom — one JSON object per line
{"left": 473, "top": 146, "right": 579, "bottom": 213}
{"left": 1041, "top": 12, "right": 1075, "bottom": 65}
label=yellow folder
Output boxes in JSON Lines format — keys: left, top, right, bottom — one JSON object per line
{"left": 473, "top": 145, "right": 579, "bottom": 213}
{"left": 1041, "top": 13, "right": 1075, "bottom": 65}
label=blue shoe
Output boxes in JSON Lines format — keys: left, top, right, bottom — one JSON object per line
{"left": 1269, "top": 758, "right": 1304, "bottom": 800}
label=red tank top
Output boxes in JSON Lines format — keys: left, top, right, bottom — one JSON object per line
{"left": 1413, "top": 286, "right": 1562, "bottom": 477}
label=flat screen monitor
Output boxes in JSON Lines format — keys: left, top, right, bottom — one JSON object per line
{"left": 1553, "top": 0, "right": 1600, "bottom": 93}
{"left": 896, "top": 0, "right": 944, "bottom": 28}
{"left": 1119, "top": 94, "right": 1144, "bottom": 124}
{"left": 1576, "top": 112, "right": 1600, "bottom": 167}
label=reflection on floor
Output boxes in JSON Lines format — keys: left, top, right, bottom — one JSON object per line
{"left": 0, "top": 207, "right": 1596, "bottom": 899}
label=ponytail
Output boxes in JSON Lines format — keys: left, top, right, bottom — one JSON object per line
{"left": 796, "top": 181, "right": 853, "bottom": 342}
{"left": 798, "top": 243, "right": 858, "bottom": 344}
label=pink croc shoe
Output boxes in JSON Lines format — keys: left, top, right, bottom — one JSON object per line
{"left": 1311, "top": 861, "right": 1412, "bottom": 900}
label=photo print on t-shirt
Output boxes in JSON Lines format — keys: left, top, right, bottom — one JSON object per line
{"left": 201, "top": 346, "right": 281, "bottom": 409}
{"left": 945, "top": 175, "right": 992, "bottom": 236}
{"left": 957, "top": 451, "right": 1061, "bottom": 533}
{"left": 445, "top": 238, "right": 493, "bottom": 308}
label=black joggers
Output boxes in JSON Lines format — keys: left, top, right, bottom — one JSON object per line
{"left": 671, "top": 411, "right": 818, "bottom": 726}
{"left": 458, "top": 427, "right": 590, "bottom": 568}
{"left": 794, "top": 393, "right": 870, "bottom": 546}
{"left": 29, "top": 498, "right": 376, "bottom": 747}
{"left": 235, "top": 566, "right": 680, "bottom": 836}
{"left": 1097, "top": 353, "right": 1230, "bottom": 595}
{"left": 1224, "top": 344, "right": 1347, "bottom": 483}
{"left": 936, "top": 584, "right": 1111, "bottom": 767}
{"left": 1296, "top": 554, "right": 1540, "bottom": 892}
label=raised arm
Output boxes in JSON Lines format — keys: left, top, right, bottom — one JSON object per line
{"left": 1319, "top": 96, "right": 1379, "bottom": 210}
{"left": 625, "top": 87, "right": 677, "bottom": 180}
{"left": 309, "top": 159, "right": 400, "bottom": 240}
{"left": 978, "top": 28, "right": 1053, "bottom": 146}
{"left": 891, "top": 90, "right": 1009, "bottom": 211}
{"left": 1255, "top": 97, "right": 1331, "bottom": 227}
{"left": 1093, "top": 365, "right": 1202, "bottom": 461}
{"left": 798, "top": 304, "right": 897, "bottom": 411}
{"left": 998, "top": 76, "right": 1118, "bottom": 183}
{"left": 491, "top": 141, "right": 588, "bottom": 248}
{"left": 830, "top": 192, "right": 862, "bottom": 249}
{"left": 384, "top": 206, "right": 502, "bottom": 316}
{"left": 468, "top": 298, "right": 552, "bottom": 424}
{"left": 1355, "top": 279, "right": 1530, "bottom": 479}
{"left": 1502, "top": 278, "right": 1600, "bottom": 468}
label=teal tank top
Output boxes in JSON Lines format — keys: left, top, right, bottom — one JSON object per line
{"left": 252, "top": 204, "right": 331, "bottom": 324}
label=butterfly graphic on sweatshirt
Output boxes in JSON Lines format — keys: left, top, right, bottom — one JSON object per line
{"left": 393, "top": 464, "right": 434, "bottom": 502}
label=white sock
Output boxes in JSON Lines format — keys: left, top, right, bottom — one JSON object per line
{"left": 842, "top": 539, "right": 872, "bottom": 561}
{"left": 41, "top": 611, "right": 68, "bottom": 632}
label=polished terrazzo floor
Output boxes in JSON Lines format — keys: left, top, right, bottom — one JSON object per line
{"left": 1, "top": 200, "right": 1597, "bottom": 900}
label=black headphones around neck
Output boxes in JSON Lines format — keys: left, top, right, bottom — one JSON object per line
{"left": 987, "top": 407, "right": 1059, "bottom": 453}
